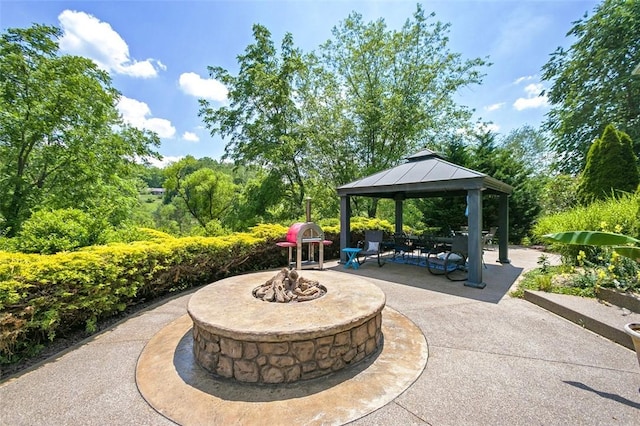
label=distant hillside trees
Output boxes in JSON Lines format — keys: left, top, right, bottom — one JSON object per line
{"left": 141, "top": 165, "right": 165, "bottom": 189}
{"left": 163, "top": 157, "right": 236, "bottom": 231}
{"left": 542, "top": 0, "right": 640, "bottom": 173}
{"left": 0, "top": 25, "right": 160, "bottom": 236}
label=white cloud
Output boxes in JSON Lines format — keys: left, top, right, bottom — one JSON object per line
{"left": 475, "top": 122, "right": 500, "bottom": 134}
{"left": 58, "top": 10, "right": 163, "bottom": 78}
{"left": 514, "top": 96, "right": 548, "bottom": 110}
{"left": 513, "top": 83, "right": 549, "bottom": 111}
{"left": 484, "top": 102, "right": 505, "bottom": 112}
{"left": 182, "top": 131, "right": 200, "bottom": 142}
{"left": 179, "top": 72, "right": 228, "bottom": 101}
{"left": 146, "top": 155, "right": 184, "bottom": 168}
{"left": 523, "top": 83, "right": 544, "bottom": 97}
{"left": 513, "top": 75, "right": 536, "bottom": 85}
{"left": 117, "top": 96, "right": 176, "bottom": 138}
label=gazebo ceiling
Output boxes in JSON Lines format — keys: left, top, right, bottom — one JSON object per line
{"left": 336, "top": 149, "right": 513, "bottom": 199}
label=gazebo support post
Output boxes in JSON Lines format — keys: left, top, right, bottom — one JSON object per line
{"left": 339, "top": 196, "right": 351, "bottom": 264}
{"left": 465, "top": 189, "right": 486, "bottom": 289}
{"left": 394, "top": 196, "right": 403, "bottom": 235}
{"left": 498, "top": 194, "right": 510, "bottom": 264}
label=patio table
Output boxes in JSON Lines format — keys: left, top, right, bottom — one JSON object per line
{"left": 342, "top": 247, "right": 361, "bottom": 269}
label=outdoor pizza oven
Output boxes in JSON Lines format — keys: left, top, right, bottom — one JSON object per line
{"left": 276, "top": 199, "right": 332, "bottom": 270}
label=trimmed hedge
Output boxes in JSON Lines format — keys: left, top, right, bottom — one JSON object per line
{"left": 0, "top": 224, "right": 286, "bottom": 363}
{"left": 0, "top": 218, "right": 392, "bottom": 365}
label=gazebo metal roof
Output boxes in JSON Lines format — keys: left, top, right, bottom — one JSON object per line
{"left": 337, "top": 149, "right": 513, "bottom": 198}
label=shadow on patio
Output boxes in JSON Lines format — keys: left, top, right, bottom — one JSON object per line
{"left": 326, "top": 250, "right": 525, "bottom": 304}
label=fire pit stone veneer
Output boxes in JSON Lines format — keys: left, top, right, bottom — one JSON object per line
{"left": 188, "top": 270, "right": 385, "bottom": 384}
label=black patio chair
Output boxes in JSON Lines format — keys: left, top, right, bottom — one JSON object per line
{"left": 357, "top": 230, "right": 386, "bottom": 267}
{"left": 392, "top": 233, "right": 416, "bottom": 262}
{"left": 426, "top": 235, "right": 468, "bottom": 281}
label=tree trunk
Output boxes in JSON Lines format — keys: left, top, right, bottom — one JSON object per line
{"left": 3, "top": 186, "right": 25, "bottom": 237}
{"left": 367, "top": 197, "right": 379, "bottom": 218}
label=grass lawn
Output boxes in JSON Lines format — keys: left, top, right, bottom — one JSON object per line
{"left": 139, "top": 193, "right": 162, "bottom": 215}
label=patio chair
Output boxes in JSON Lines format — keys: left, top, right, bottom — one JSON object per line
{"left": 392, "top": 233, "right": 416, "bottom": 262}
{"left": 426, "top": 235, "right": 468, "bottom": 281}
{"left": 357, "top": 230, "right": 386, "bottom": 267}
{"left": 483, "top": 227, "right": 497, "bottom": 250}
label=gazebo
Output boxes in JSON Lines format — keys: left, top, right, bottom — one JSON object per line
{"left": 336, "top": 149, "right": 513, "bottom": 288}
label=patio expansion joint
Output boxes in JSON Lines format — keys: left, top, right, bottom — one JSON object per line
{"left": 398, "top": 299, "right": 489, "bottom": 315}
{"left": 391, "top": 400, "right": 434, "bottom": 425}
{"left": 430, "top": 344, "right": 640, "bottom": 375}
{"left": 91, "top": 336, "right": 150, "bottom": 345}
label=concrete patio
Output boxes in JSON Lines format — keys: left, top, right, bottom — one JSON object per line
{"left": 1, "top": 246, "right": 639, "bottom": 425}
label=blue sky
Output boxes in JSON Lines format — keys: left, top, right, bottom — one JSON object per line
{"left": 1, "top": 0, "right": 600, "bottom": 166}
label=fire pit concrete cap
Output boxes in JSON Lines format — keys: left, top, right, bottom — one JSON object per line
{"left": 188, "top": 270, "right": 385, "bottom": 342}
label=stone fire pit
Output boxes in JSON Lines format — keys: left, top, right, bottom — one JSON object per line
{"left": 188, "top": 270, "right": 385, "bottom": 384}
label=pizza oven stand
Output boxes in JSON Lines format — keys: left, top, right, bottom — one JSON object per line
{"left": 276, "top": 199, "right": 332, "bottom": 270}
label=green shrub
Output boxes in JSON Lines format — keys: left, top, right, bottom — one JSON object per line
{"left": 247, "top": 223, "right": 289, "bottom": 239}
{"left": 511, "top": 265, "right": 597, "bottom": 299}
{"left": 203, "top": 220, "right": 229, "bottom": 237}
{"left": 0, "top": 237, "right": 17, "bottom": 252}
{"left": 0, "top": 232, "right": 264, "bottom": 363}
{"left": 535, "top": 275, "right": 553, "bottom": 292}
{"left": 532, "top": 193, "right": 640, "bottom": 253}
{"left": 577, "top": 124, "right": 639, "bottom": 204}
{"left": 15, "top": 209, "right": 107, "bottom": 254}
{"left": 344, "top": 217, "right": 394, "bottom": 246}
{"left": 102, "top": 224, "right": 174, "bottom": 244}
{"left": 0, "top": 221, "right": 344, "bottom": 365}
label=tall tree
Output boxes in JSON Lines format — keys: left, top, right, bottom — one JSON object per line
{"left": 577, "top": 124, "right": 639, "bottom": 204}
{"left": 500, "top": 125, "right": 552, "bottom": 176}
{"left": 418, "top": 137, "right": 472, "bottom": 234}
{"left": 469, "top": 132, "right": 542, "bottom": 243}
{"left": 542, "top": 0, "right": 640, "bottom": 173}
{"left": 199, "top": 25, "right": 307, "bottom": 218}
{"left": 302, "top": 5, "right": 488, "bottom": 217}
{"left": 0, "top": 25, "right": 159, "bottom": 236}
{"left": 420, "top": 131, "right": 543, "bottom": 243}
{"left": 163, "top": 157, "right": 236, "bottom": 229}
{"left": 486, "top": 148, "right": 543, "bottom": 244}
{"left": 539, "top": 174, "right": 579, "bottom": 215}
{"left": 225, "top": 169, "right": 286, "bottom": 230}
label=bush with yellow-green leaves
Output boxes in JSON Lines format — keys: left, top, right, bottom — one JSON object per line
{"left": 0, "top": 217, "right": 396, "bottom": 366}
{"left": 0, "top": 224, "right": 299, "bottom": 365}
